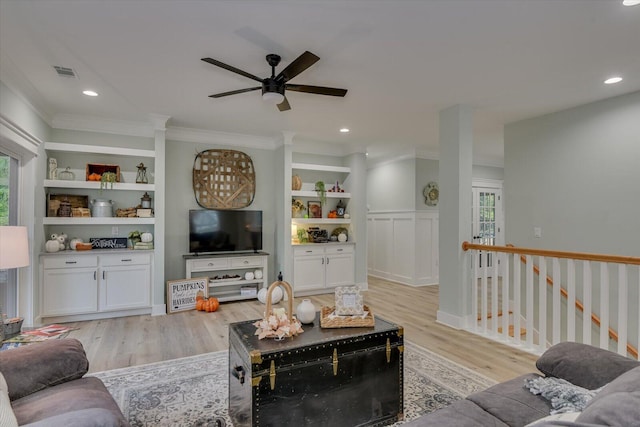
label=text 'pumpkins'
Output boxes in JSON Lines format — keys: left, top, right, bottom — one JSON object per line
{"left": 196, "top": 296, "right": 219, "bottom": 312}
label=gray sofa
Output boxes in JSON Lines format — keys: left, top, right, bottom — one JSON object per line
{"left": 405, "top": 342, "right": 640, "bottom": 426}
{"left": 0, "top": 338, "right": 129, "bottom": 427}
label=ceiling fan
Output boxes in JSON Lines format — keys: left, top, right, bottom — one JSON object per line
{"left": 201, "top": 51, "right": 347, "bottom": 111}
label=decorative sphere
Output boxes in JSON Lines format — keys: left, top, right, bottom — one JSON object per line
{"left": 254, "top": 269, "right": 263, "bottom": 279}
{"left": 257, "top": 288, "right": 268, "bottom": 304}
{"left": 270, "top": 286, "right": 284, "bottom": 304}
{"left": 338, "top": 233, "right": 348, "bottom": 242}
{"left": 257, "top": 286, "right": 284, "bottom": 304}
{"left": 244, "top": 271, "right": 255, "bottom": 281}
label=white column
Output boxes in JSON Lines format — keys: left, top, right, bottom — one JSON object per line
{"left": 437, "top": 105, "right": 473, "bottom": 329}
{"left": 149, "top": 114, "right": 169, "bottom": 315}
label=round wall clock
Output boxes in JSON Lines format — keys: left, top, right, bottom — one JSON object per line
{"left": 423, "top": 182, "right": 439, "bottom": 206}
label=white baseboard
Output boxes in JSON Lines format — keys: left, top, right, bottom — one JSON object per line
{"left": 152, "top": 304, "right": 167, "bottom": 316}
{"left": 436, "top": 310, "right": 465, "bottom": 330}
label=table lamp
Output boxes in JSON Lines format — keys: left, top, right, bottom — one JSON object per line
{"left": 0, "top": 226, "right": 30, "bottom": 341}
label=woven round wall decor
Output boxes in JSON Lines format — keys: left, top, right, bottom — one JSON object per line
{"left": 192, "top": 149, "right": 255, "bottom": 209}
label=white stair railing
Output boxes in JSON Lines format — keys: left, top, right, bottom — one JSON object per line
{"left": 462, "top": 242, "right": 640, "bottom": 359}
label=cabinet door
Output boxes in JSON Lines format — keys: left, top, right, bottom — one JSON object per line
{"left": 42, "top": 268, "right": 98, "bottom": 315}
{"left": 293, "top": 255, "right": 326, "bottom": 291}
{"left": 100, "top": 264, "right": 151, "bottom": 311}
{"left": 326, "top": 253, "right": 355, "bottom": 288}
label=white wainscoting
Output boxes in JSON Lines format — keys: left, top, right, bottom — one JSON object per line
{"left": 367, "top": 211, "right": 439, "bottom": 286}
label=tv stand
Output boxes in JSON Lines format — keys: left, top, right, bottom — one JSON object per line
{"left": 184, "top": 252, "right": 268, "bottom": 302}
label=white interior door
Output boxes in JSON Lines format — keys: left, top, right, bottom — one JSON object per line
{"left": 472, "top": 185, "right": 503, "bottom": 276}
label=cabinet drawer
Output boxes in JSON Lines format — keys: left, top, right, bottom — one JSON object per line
{"left": 294, "top": 246, "right": 324, "bottom": 257}
{"left": 230, "top": 257, "right": 263, "bottom": 268}
{"left": 100, "top": 253, "right": 150, "bottom": 266}
{"left": 189, "top": 258, "right": 229, "bottom": 271}
{"left": 43, "top": 255, "right": 98, "bottom": 269}
{"left": 325, "top": 245, "right": 354, "bottom": 255}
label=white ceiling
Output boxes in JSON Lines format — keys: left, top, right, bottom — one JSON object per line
{"left": 1, "top": 0, "right": 639, "bottom": 166}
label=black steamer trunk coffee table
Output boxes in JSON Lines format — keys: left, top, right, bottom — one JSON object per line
{"left": 229, "top": 314, "right": 404, "bottom": 427}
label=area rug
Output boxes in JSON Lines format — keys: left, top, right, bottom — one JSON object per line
{"left": 90, "top": 341, "right": 496, "bottom": 426}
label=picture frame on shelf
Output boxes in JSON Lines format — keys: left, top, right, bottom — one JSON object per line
{"left": 308, "top": 201, "right": 322, "bottom": 218}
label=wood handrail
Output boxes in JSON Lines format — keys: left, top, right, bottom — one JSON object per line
{"left": 463, "top": 241, "right": 638, "bottom": 359}
{"left": 462, "top": 242, "right": 640, "bottom": 265}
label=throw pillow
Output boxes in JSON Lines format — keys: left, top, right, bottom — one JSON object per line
{"left": 524, "top": 376, "right": 602, "bottom": 414}
{"left": 0, "top": 372, "right": 19, "bottom": 427}
{"left": 575, "top": 365, "right": 640, "bottom": 426}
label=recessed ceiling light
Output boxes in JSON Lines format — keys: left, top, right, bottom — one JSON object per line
{"left": 82, "top": 90, "right": 98, "bottom": 97}
{"left": 623, "top": 0, "right": 640, "bottom": 6}
{"left": 604, "top": 77, "right": 623, "bottom": 85}
{"left": 339, "top": 128, "right": 350, "bottom": 133}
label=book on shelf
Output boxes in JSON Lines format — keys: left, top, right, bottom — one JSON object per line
{"left": 133, "top": 242, "right": 154, "bottom": 250}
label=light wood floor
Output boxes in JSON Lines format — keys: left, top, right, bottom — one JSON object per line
{"left": 65, "top": 276, "right": 539, "bottom": 381}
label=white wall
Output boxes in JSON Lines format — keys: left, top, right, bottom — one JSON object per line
{"left": 504, "top": 90, "right": 640, "bottom": 256}
{"left": 367, "top": 158, "right": 415, "bottom": 211}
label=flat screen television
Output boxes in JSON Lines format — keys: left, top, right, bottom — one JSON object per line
{"left": 189, "top": 209, "right": 262, "bottom": 254}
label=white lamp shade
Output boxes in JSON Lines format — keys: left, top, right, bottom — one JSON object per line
{"left": 0, "top": 226, "right": 30, "bottom": 269}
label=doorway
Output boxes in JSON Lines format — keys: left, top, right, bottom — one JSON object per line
{"left": 472, "top": 182, "right": 504, "bottom": 277}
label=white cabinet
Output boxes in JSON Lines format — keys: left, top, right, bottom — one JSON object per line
{"left": 293, "top": 244, "right": 354, "bottom": 294}
{"left": 40, "top": 251, "right": 153, "bottom": 320}
{"left": 42, "top": 255, "right": 98, "bottom": 316}
{"left": 185, "top": 253, "right": 268, "bottom": 302}
{"left": 99, "top": 253, "right": 151, "bottom": 311}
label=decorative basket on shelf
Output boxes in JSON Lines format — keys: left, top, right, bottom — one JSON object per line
{"left": 254, "top": 280, "right": 303, "bottom": 340}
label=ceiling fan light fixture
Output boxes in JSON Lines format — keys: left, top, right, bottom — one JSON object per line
{"left": 262, "top": 91, "right": 285, "bottom": 104}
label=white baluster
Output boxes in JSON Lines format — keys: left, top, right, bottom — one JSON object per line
{"left": 513, "top": 253, "right": 521, "bottom": 344}
{"left": 472, "top": 249, "right": 479, "bottom": 332}
{"left": 618, "top": 265, "right": 627, "bottom": 356}
{"left": 482, "top": 251, "right": 488, "bottom": 333}
{"left": 538, "top": 257, "right": 547, "bottom": 352}
{"left": 582, "top": 261, "right": 592, "bottom": 346}
{"left": 552, "top": 258, "right": 561, "bottom": 345}
{"left": 502, "top": 253, "right": 510, "bottom": 342}
{"left": 492, "top": 250, "right": 499, "bottom": 335}
{"left": 567, "top": 259, "right": 576, "bottom": 342}
{"left": 600, "top": 263, "right": 609, "bottom": 350}
{"left": 526, "top": 255, "right": 534, "bottom": 348}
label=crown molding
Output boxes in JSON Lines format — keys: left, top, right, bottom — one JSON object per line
{"left": 166, "top": 126, "right": 278, "bottom": 150}
{"left": 51, "top": 114, "right": 155, "bottom": 137}
{"left": 0, "top": 114, "right": 43, "bottom": 156}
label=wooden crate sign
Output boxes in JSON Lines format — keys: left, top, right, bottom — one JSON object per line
{"left": 167, "top": 277, "right": 208, "bottom": 314}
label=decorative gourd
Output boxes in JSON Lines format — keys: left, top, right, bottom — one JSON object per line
{"left": 196, "top": 296, "right": 219, "bottom": 312}
{"left": 140, "top": 232, "right": 153, "bottom": 243}
{"left": 292, "top": 175, "right": 302, "bottom": 191}
{"left": 45, "top": 239, "right": 60, "bottom": 253}
{"left": 206, "top": 297, "right": 220, "bottom": 312}
{"left": 70, "top": 238, "right": 83, "bottom": 250}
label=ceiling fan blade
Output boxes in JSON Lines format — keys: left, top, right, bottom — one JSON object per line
{"left": 275, "top": 51, "right": 320, "bottom": 82}
{"left": 277, "top": 97, "right": 291, "bottom": 112}
{"left": 201, "top": 58, "right": 263, "bottom": 82}
{"left": 285, "top": 84, "right": 347, "bottom": 97}
{"left": 208, "top": 87, "right": 261, "bottom": 98}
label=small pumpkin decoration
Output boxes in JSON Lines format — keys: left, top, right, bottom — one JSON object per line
{"left": 196, "top": 296, "right": 219, "bottom": 312}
